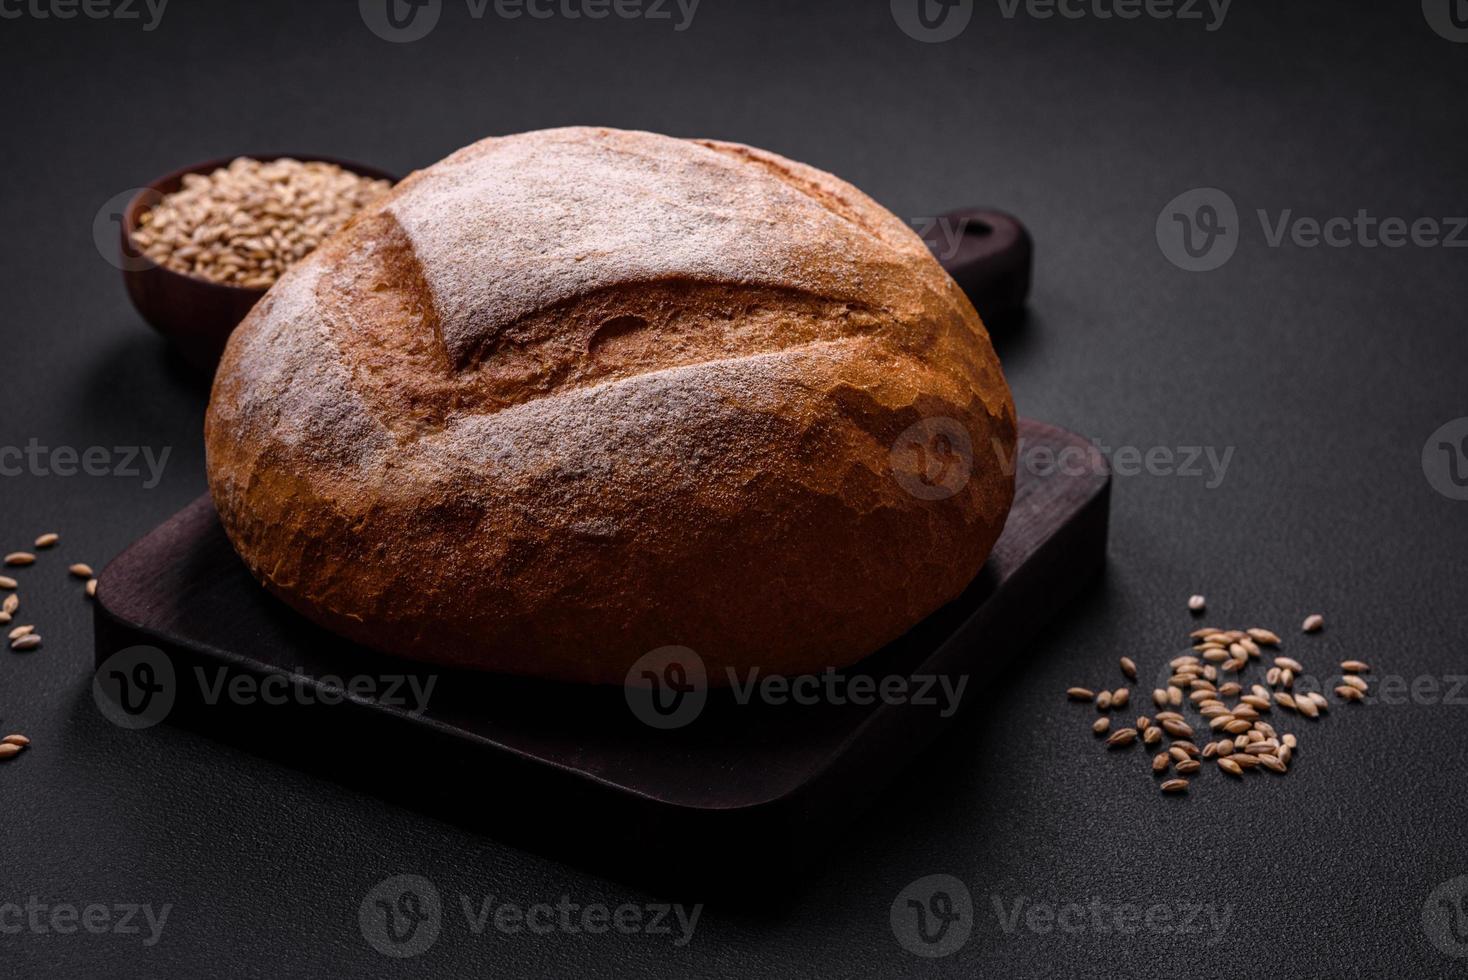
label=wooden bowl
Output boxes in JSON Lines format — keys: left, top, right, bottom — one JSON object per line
{"left": 120, "top": 155, "right": 398, "bottom": 375}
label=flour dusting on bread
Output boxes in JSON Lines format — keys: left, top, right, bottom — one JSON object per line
{"left": 204, "top": 127, "right": 1017, "bottom": 684}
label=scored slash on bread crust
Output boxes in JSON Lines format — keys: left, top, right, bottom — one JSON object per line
{"left": 204, "top": 127, "right": 1017, "bottom": 685}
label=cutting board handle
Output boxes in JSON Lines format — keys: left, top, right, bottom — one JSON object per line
{"left": 928, "top": 208, "right": 1032, "bottom": 324}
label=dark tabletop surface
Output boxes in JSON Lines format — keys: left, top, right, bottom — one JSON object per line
{"left": 3, "top": 0, "right": 1467, "bottom": 976}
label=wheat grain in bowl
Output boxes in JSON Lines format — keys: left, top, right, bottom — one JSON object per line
{"left": 130, "top": 157, "right": 392, "bottom": 289}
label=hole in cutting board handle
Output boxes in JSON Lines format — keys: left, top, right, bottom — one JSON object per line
{"left": 928, "top": 208, "right": 1032, "bottom": 327}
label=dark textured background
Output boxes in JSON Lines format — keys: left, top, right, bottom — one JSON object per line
{"left": 2, "top": 0, "right": 1467, "bottom": 976}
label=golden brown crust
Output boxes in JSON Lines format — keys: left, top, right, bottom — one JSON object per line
{"left": 204, "top": 127, "right": 1017, "bottom": 685}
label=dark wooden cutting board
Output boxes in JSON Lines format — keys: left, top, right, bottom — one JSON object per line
{"left": 90, "top": 209, "right": 1091, "bottom": 893}
{"left": 91, "top": 418, "right": 1107, "bottom": 893}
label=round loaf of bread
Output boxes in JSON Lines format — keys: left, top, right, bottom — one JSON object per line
{"left": 204, "top": 127, "right": 1017, "bottom": 685}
